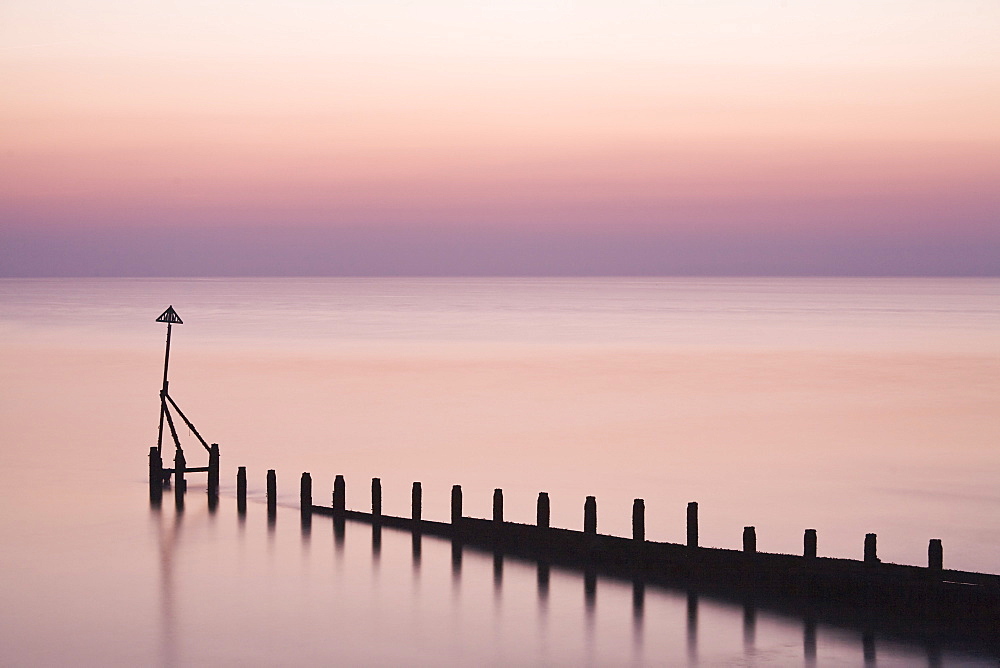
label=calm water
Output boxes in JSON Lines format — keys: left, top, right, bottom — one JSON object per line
{"left": 1, "top": 277, "right": 998, "bottom": 666}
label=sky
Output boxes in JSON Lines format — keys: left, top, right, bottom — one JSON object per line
{"left": 1, "top": 0, "right": 998, "bottom": 276}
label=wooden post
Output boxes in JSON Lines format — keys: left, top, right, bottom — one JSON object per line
{"left": 928, "top": 539, "right": 943, "bottom": 570}
{"left": 743, "top": 526, "right": 756, "bottom": 553}
{"left": 804, "top": 529, "right": 817, "bottom": 558}
{"left": 372, "top": 478, "right": 382, "bottom": 523}
{"left": 632, "top": 499, "right": 645, "bottom": 542}
{"left": 412, "top": 482, "right": 422, "bottom": 522}
{"left": 584, "top": 496, "right": 597, "bottom": 534}
{"left": 451, "top": 485, "right": 462, "bottom": 524}
{"left": 266, "top": 469, "right": 276, "bottom": 511}
{"left": 237, "top": 466, "right": 247, "bottom": 512}
{"left": 207, "top": 443, "right": 220, "bottom": 496}
{"left": 493, "top": 488, "right": 503, "bottom": 523}
{"left": 174, "top": 449, "right": 186, "bottom": 505}
{"left": 864, "top": 533, "right": 878, "bottom": 563}
{"left": 333, "top": 475, "right": 346, "bottom": 516}
{"left": 537, "top": 492, "right": 550, "bottom": 529}
{"left": 148, "top": 446, "right": 162, "bottom": 488}
{"left": 300, "top": 472, "right": 312, "bottom": 515}
{"left": 687, "top": 502, "right": 698, "bottom": 548}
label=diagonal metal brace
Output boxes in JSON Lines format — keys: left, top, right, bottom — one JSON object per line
{"left": 162, "top": 392, "right": 211, "bottom": 452}
{"left": 161, "top": 394, "right": 184, "bottom": 453}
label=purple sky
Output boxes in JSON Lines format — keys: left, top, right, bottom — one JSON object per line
{"left": 2, "top": 0, "right": 998, "bottom": 276}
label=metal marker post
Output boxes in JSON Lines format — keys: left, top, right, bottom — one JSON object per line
{"left": 155, "top": 306, "right": 183, "bottom": 454}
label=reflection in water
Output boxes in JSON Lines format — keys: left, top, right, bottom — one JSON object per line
{"left": 300, "top": 512, "right": 311, "bottom": 545}
{"left": 743, "top": 601, "right": 756, "bottom": 652}
{"left": 687, "top": 591, "right": 698, "bottom": 665}
{"left": 333, "top": 518, "right": 345, "bottom": 556}
{"left": 632, "top": 580, "right": 645, "bottom": 662}
{"left": 152, "top": 496, "right": 179, "bottom": 668}
{"left": 147, "top": 503, "right": 999, "bottom": 667}
{"left": 451, "top": 539, "right": 462, "bottom": 593}
{"left": 927, "top": 643, "right": 942, "bottom": 668}
{"left": 536, "top": 562, "right": 550, "bottom": 656}
{"left": 411, "top": 532, "right": 422, "bottom": 575}
{"left": 804, "top": 618, "right": 817, "bottom": 667}
{"left": 584, "top": 568, "right": 596, "bottom": 613}
{"left": 536, "top": 562, "right": 550, "bottom": 604}
{"left": 863, "top": 631, "right": 876, "bottom": 667}
{"left": 492, "top": 552, "right": 503, "bottom": 598}
{"left": 584, "top": 567, "right": 597, "bottom": 659}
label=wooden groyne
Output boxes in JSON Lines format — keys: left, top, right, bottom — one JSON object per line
{"left": 144, "top": 307, "right": 1000, "bottom": 654}
{"left": 218, "top": 469, "right": 998, "bottom": 642}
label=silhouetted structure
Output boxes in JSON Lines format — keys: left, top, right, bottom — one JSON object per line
{"left": 148, "top": 307, "right": 221, "bottom": 501}
{"left": 283, "top": 471, "right": 1000, "bottom": 644}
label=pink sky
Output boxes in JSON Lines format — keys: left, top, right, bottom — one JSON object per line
{"left": 2, "top": 1, "right": 998, "bottom": 275}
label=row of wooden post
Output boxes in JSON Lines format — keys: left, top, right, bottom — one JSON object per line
{"left": 242, "top": 472, "right": 944, "bottom": 570}
{"left": 148, "top": 444, "right": 220, "bottom": 506}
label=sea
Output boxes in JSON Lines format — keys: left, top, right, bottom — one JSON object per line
{"left": 0, "top": 277, "right": 997, "bottom": 666}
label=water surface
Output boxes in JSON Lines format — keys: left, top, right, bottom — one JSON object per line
{"left": 1, "top": 277, "right": 997, "bottom": 665}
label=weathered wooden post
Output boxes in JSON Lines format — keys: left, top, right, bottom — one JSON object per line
{"left": 537, "top": 492, "right": 550, "bottom": 529}
{"left": 333, "top": 475, "right": 346, "bottom": 517}
{"left": 864, "top": 533, "right": 878, "bottom": 563}
{"left": 148, "top": 446, "right": 162, "bottom": 488}
{"left": 633, "top": 499, "right": 645, "bottom": 542}
{"left": 207, "top": 443, "right": 220, "bottom": 496}
{"left": 266, "top": 469, "right": 276, "bottom": 511}
{"left": 493, "top": 488, "right": 504, "bottom": 523}
{"left": 174, "top": 448, "right": 186, "bottom": 507}
{"left": 743, "top": 526, "right": 756, "bottom": 553}
{"left": 928, "top": 539, "right": 943, "bottom": 570}
{"left": 412, "top": 482, "right": 422, "bottom": 522}
{"left": 300, "top": 472, "right": 312, "bottom": 515}
{"left": 804, "top": 529, "right": 817, "bottom": 558}
{"left": 451, "top": 485, "right": 462, "bottom": 524}
{"left": 584, "top": 496, "right": 597, "bottom": 534}
{"left": 372, "top": 478, "right": 382, "bottom": 523}
{"left": 237, "top": 466, "right": 247, "bottom": 513}
{"left": 687, "top": 502, "right": 698, "bottom": 548}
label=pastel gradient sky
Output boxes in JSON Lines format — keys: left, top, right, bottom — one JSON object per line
{"left": 2, "top": 0, "right": 998, "bottom": 276}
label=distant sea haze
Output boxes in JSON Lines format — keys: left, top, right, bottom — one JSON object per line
{"left": 2, "top": 221, "right": 999, "bottom": 278}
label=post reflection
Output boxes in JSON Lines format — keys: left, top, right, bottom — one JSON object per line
{"left": 371, "top": 525, "right": 381, "bottom": 570}
{"left": 284, "top": 517, "right": 966, "bottom": 667}
{"left": 631, "top": 580, "right": 644, "bottom": 661}
{"left": 584, "top": 567, "right": 597, "bottom": 657}
{"left": 411, "top": 532, "right": 422, "bottom": 576}
{"left": 804, "top": 618, "right": 817, "bottom": 667}
{"left": 492, "top": 552, "right": 503, "bottom": 599}
{"left": 926, "top": 642, "right": 942, "bottom": 668}
{"left": 687, "top": 591, "right": 698, "bottom": 665}
{"left": 584, "top": 568, "right": 597, "bottom": 613}
{"left": 863, "top": 631, "right": 876, "bottom": 667}
{"left": 451, "top": 539, "right": 463, "bottom": 590}
{"left": 536, "top": 561, "right": 550, "bottom": 620}
{"left": 333, "top": 518, "right": 345, "bottom": 557}
{"left": 300, "top": 511, "right": 311, "bottom": 545}
{"left": 743, "top": 601, "right": 756, "bottom": 651}
{"left": 151, "top": 495, "right": 181, "bottom": 668}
